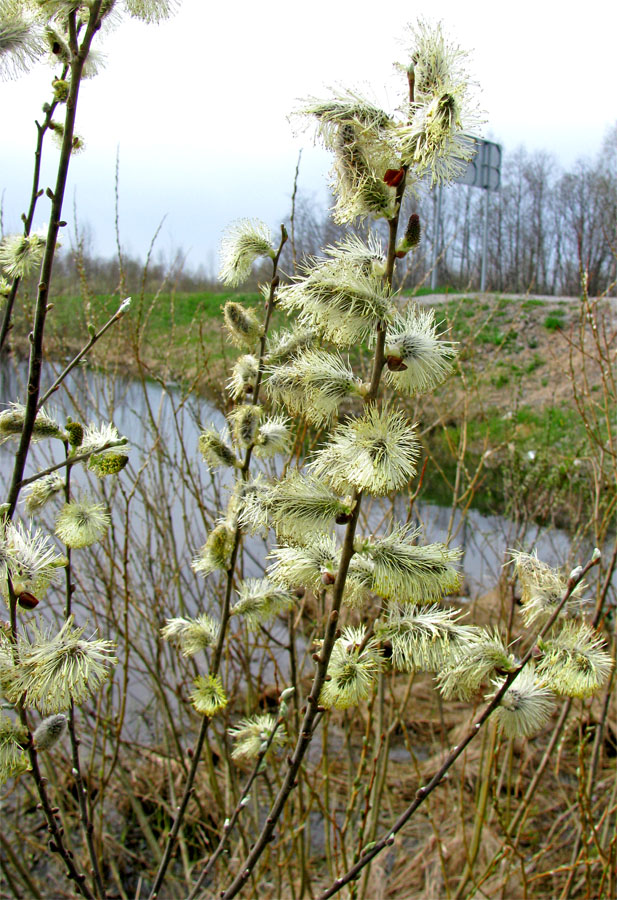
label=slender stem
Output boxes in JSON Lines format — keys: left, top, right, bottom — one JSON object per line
{"left": 17, "top": 438, "right": 128, "bottom": 489}
{"left": 220, "top": 492, "right": 364, "bottom": 899}
{"left": 2, "top": 10, "right": 105, "bottom": 898}
{"left": 5, "top": 3, "right": 103, "bottom": 519}
{"left": 68, "top": 703, "right": 107, "bottom": 899}
{"left": 187, "top": 718, "right": 286, "bottom": 899}
{"left": 210, "top": 227, "right": 288, "bottom": 679}
{"left": 471, "top": 552, "right": 615, "bottom": 898}
{"left": 0, "top": 71, "right": 67, "bottom": 356}
{"left": 559, "top": 632, "right": 616, "bottom": 900}
{"left": 220, "top": 195, "right": 406, "bottom": 900}
{"left": 61, "top": 442, "right": 107, "bottom": 898}
{"left": 5, "top": 579, "right": 87, "bottom": 895}
{"left": 38, "top": 301, "right": 131, "bottom": 408}
{"left": 290, "top": 151, "right": 302, "bottom": 275}
{"left": 23, "top": 730, "right": 97, "bottom": 899}
{"left": 0, "top": 844, "right": 23, "bottom": 898}
{"left": 147, "top": 227, "right": 287, "bottom": 900}
{"left": 453, "top": 721, "right": 498, "bottom": 899}
{"left": 0, "top": 831, "right": 43, "bottom": 900}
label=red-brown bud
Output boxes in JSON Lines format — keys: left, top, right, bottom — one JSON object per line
{"left": 17, "top": 591, "right": 39, "bottom": 610}
{"left": 386, "top": 356, "right": 408, "bottom": 372}
{"left": 383, "top": 168, "right": 405, "bottom": 187}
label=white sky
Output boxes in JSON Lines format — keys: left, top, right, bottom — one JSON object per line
{"left": 1, "top": 0, "right": 616, "bottom": 272}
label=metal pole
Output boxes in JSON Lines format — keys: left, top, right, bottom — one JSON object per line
{"left": 431, "top": 182, "right": 443, "bottom": 292}
{"left": 480, "top": 186, "right": 489, "bottom": 293}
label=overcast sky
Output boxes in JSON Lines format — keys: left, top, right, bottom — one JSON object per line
{"left": 1, "top": 0, "right": 616, "bottom": 273}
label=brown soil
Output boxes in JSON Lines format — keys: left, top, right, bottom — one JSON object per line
{"left": 417, "top": 293, "right": 615, "bottom": 420}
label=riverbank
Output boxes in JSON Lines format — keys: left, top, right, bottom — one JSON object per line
{"left": 8, "top": 287, "right": 609, "bottom": 393}
{"left": 5, "top": 289, "right": 615, "bottom": 530}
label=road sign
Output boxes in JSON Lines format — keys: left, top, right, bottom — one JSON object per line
{"left": 457, "top": 137, "right": 502, "bottom": 191}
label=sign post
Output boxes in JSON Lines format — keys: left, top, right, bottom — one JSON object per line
{"left": 430, "top": 137, "right": 502, "bottom": 293}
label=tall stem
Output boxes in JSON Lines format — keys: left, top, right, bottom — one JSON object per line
{"left": 148, "top": 227, "right": 287, "bottom": 900}
{"left": 61, "top": 442, "right": 107, "bottom": 899}
{"left": 220, "top": 194, "right": 406, "bottom": 900}
{"left": 2, "top": 10, "right": 106, "bottom": 898}
{"left": 0, "top": 76, "right": 66, "bottom": 356}
{"left": 5, "top": 4, "right": 103, "bottom": 519}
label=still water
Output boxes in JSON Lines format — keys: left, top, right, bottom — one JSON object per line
{"left": 1, "top": 359, "right": 608, "bottom": 742}
{"left": 1, "top": 359, "right": 583, "bottom": 598}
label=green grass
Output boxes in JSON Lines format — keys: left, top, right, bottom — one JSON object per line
{"left": 45, "top": 290, "right": 264, "bottom": 348}
{"left": 421, "top": 401, "right": 595, "bottom": 519}
{"left": 491, "top": 373, "right": 510, "bottom": 388}
{"left": 443, "top": 403, "right": 585, "bottom": 450}
{"left": 522, "top": 298, "right": 546, "bottom": 309}
{"left": 543, "top": 311, "right": 566, "bottom": 331}
{"left": 525, "top": 353, "right": 546, "bottom": 374}
{"left": 49, "top": 290, "right": 262, "bottom": 330}
{"left": 477, "top": 325, "right": 518, "bottom": 347}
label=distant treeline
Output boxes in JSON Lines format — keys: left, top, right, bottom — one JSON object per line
{"left": 46, "top": 126, "right": 617, "bottom": 298}
{"left": 47, "top": 243, "right": 211, "bottom": 297}
{"left": 284, "top": 125, "right": 617, "bottom": 297}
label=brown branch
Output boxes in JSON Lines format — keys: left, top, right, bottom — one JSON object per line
{"left": 4, "top": 2, "right": 104, "bottom": 519}
{"left": 0, "top": 68, "right": 68, "bottom": 356}
{"left": 218, "top": 183, "right": 407, "bottom": 900}
{"left": 147, "top": 226, "right": 288, "bottom": 900}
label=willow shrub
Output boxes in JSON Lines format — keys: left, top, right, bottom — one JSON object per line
{"left": 0, "top": 6, "right": 614, "bottom": 900}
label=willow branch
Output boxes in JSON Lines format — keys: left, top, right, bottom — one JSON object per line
{"left": 147, "top": 226, "right": 288, "bottom": 900}
{"left": 17, "top": 438, "right": 128, "bottom": 489}
{"left": 38, "top": 298, "right": 131, "bottom": 408}
{"left": 187, "top": 718, "right": 287, "bottom": 899}
{"left": 0, "top": 69, "right": 68, "bottom": 356}
{"left": 5, "top": 2, "right": 104, "bottom": 519}
{"left": 219, "top": 195, "right": 406, "bottom": 900}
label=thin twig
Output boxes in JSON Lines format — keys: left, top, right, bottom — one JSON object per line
{"left": 17, "top": 438, "right": 128, "bottom": 489}
{"left": 317, "top": 552, "right": 601, "bottom": 899}
{"left": 187, "top": 717, "right": 286, "bottom": 899}
{"left": 147, "top": 226, "right": 288, "bottom": 900}
{"left": 38, "top": 299, "right": 131, "bottom": 408}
